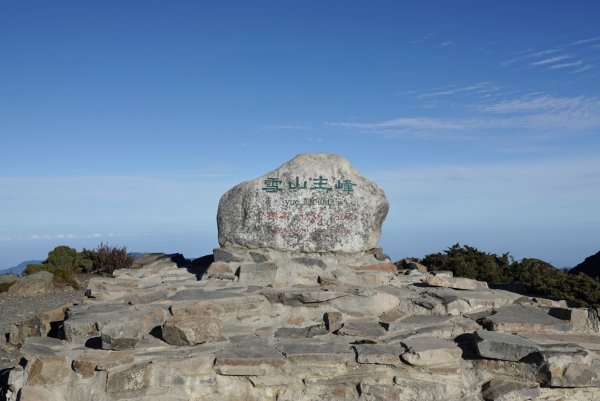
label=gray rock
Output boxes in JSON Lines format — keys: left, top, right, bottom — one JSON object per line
{"left": 213, "top": 247, "right": 246, "bottom": 263}
{"left": 367, "top": 247, "right": 391, "bottom": 262}
{"left": 168, "top": 289, "right": 267, "bottom": 317}
{"left": 405, "top": 260, "right": 428, "bottom": 273}
{"left": 520, "top": 332, "right": 600, "bottom": 353}
{"left": 217, "top": 153, "right": 389, "bottom": 253}
{"left": 9, "top": 316, "right": 42, "bottom": 346}
{"left": 430, "top": 270, "right": 453, "bottom": 277}
{"left": 204, "top": 261, "right": 238, "bottom": 280}
{"left": 419, "top": 287, "right": 522, "bottom": 315}
{"left": 249, "top": 251, "right": 269, "bottom": 263}
{"left": 237, "top": 262, "right": 278, "bottom": 286}
{"left": 162, "top": 317, "right": 222, "bottom": 345}
{"left": 329, "top": 291, "right": 400, "bottom": 316}
{"left": 106, "top": 363, "right": 152, "bottom": 394}
{"left": 539, "top": 343, "right": 600, "bottom": 387}
{"left": 275, "top": 325, "right": 327, "bottom": 338}
{"left": 426, "top": 275, "right": 488, "bottom": 290}
{"left": 354, "top": 344, "right": 404, "bottom": 366}
{"left": 400, "top": 337, "right": 462, "bottom": 366}
{"left": 101, "top": 333, "right": 138, "bottom": 351}
{"left": 337, "top": 321, "right": 386, "bottom": 341}
{"left": 482, "top": 305, "right": 572, "bottom": 333}
{"left": 130, "top": 252, "right": 185, "bottom": 269}
{"left": 549, "top": 307, "right": 600, "bottom": 334}
{"left": 275, "top": 338, "right": 355, "bottom": 364}
{"left": 215, "top": 345, "right": 286, "bottom": 375}
{"left": 474, "top": 330, "right": 539, "bottom": 362}
{"left": 391, "top": 377, "right": 450, "bottom": 401}
{"left": 0, "top": 273, "right": 18, "bottom": 284}
{"left": 482, "top": 379, "right": 540, "bottom": 401}
{"left": 292, "top": 257, "right": 327, "bottom": 269}
{"left": 261, "top": 287, "right": 347, "bottom": 306}
{"left": 7, "top": 271, "right": 53, "bottom": 296}
{"left": 324, "top": 311, "right": 343, "bottom": 332}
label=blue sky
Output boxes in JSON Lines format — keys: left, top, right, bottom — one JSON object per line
{"left": 1, "top": 1, "right": 600, "bottom": 269}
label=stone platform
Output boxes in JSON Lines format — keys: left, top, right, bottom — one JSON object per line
{"left": 4, "top": 251, "right": 600, "bottom": 401}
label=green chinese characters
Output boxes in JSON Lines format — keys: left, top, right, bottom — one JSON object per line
{"left": 262, "top": 175, "right": 356, "bottom": 193}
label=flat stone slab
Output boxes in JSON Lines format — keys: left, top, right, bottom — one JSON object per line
{"left": 474, "top": 330, "right": 539, "bottom": 361}
{"left": 275, "top": 339, "right": 355, "bottom": 364}
{"left": 384, "top": 315, "right": 479, "bottom": 342}
{"left": 353, "top": 344, "right": 404, "bottom": 366}
{"left": 337, "top": 321, "right": 386, "bottom": 341}
{"left": 238, "top": 262, "right": 278, "bottom": 286}
{"left": 482, "top": 379, "right": 540, "bottom": 401}
{"left": 261, "top": 287, "right": 347, "bottom": 306}
{"left": 426, "top": 275, "right": 488, "bottom": 290}
{"left": 521, "top": 333, "right": 600, "bottom": 353}
{"left": 417, "top": 288, "right": 522, "bottom": 315}
{"left": 538, "top": 343, "right": 600, "bottom": 388}
{"left": 481, "top": 305, "right": 572, "bottom": 333}
{"left": 168, "top": 289, "right": 266, "bottom": 317}
{"left": 215, "top": 345, "right": 286, "bottom": 376}
{"left": 400, "top": 337, "right": 462, "bottom": 367}
{"left": 162, "top": 316, "right": 223, "bottom": 345}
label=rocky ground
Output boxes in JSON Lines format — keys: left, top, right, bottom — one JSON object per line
{"left": 0, "top": 283, "right": 87, "bottom": 371}
{"left": 3, "top": 249, "right": 600, "bottom": 401}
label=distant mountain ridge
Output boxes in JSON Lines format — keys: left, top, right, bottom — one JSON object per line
{"left": 0, "top": 260, "right": 42, "bottom": 276}
{"left": 569, "top": 250, "right": 600, "bottom": 279}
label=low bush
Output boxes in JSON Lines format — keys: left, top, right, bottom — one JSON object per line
{"left": 0, "top": 282, "right": 14, "bottom": 293}
{"left": 24, "top": 245, "right": 92, "bottom": 288}
{"left": 22, "top": 243, "right": 134, "bottom": 287}
{"left": 86, "top": 243, "right": 134, "bottom": 275}
{"left": 401, "top": 243, "right": 600, "bottom": 307}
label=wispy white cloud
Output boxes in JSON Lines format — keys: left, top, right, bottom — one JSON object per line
{"left": 415, "top": 82, "right": 498, "bottom": 99}
{"left": 329, "top": 117, "right": 479, "bottom": 131}
{"left": 260, "top": 124, "right": 312, "bottom": 131}
{"left": 529, "top": 49, "right": 563, "bottom": 57}
{"left": 568, "top": 36, "right": 600, "bottom": 46}
{"left": 329, "top": 94, "right": 600, "bottom": 142}
{"left": 503, "top": 38, "right": 598, "bottom": 73}
{"left": 483, "top": 94, "right": 600, "bottom": 113}
{"left": 548, "top": 60, "right": 584, "bottom": 69}
{"left": 530, "top": 55, "right": 571, "bottom": 66}
{"left": 571, "top": 64, "right": 593, "bottom": 74}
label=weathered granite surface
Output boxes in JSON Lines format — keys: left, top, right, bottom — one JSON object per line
{"left": 217, "top": 153, "right": 389, "bottom": 253}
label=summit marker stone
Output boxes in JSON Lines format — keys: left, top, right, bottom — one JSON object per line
{"left": 217, "top": 153, "right": 389, "bottom": 253}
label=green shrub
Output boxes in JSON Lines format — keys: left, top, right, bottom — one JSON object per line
{"left": 0, "top": 282, "right": 14, "bottom": 293}
{"left": 87, "top": 243, "right": 134, "bottom": 275}
{"left": 23, "top": 245, "right": 93, "bottom": 288}
{"left": 420, "top": 243, "right": 513, "bottom": 284}
{"left": 407, "top": 243, "right": 600, "bottom": 308}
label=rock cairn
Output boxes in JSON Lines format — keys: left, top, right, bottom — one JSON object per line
{"left": 4, "top": 153, "right": 600, "bottom": 401}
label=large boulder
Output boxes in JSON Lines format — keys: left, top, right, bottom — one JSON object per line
{"left": 217, "top": 153, "right": 389, "bottom": 253}
{"left": 7, "top": 271, "right": 53, "bottom": 297}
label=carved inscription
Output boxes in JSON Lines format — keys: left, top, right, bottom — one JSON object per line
{"left": 262, "top": 175, "right": 357, "bottom": 241}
